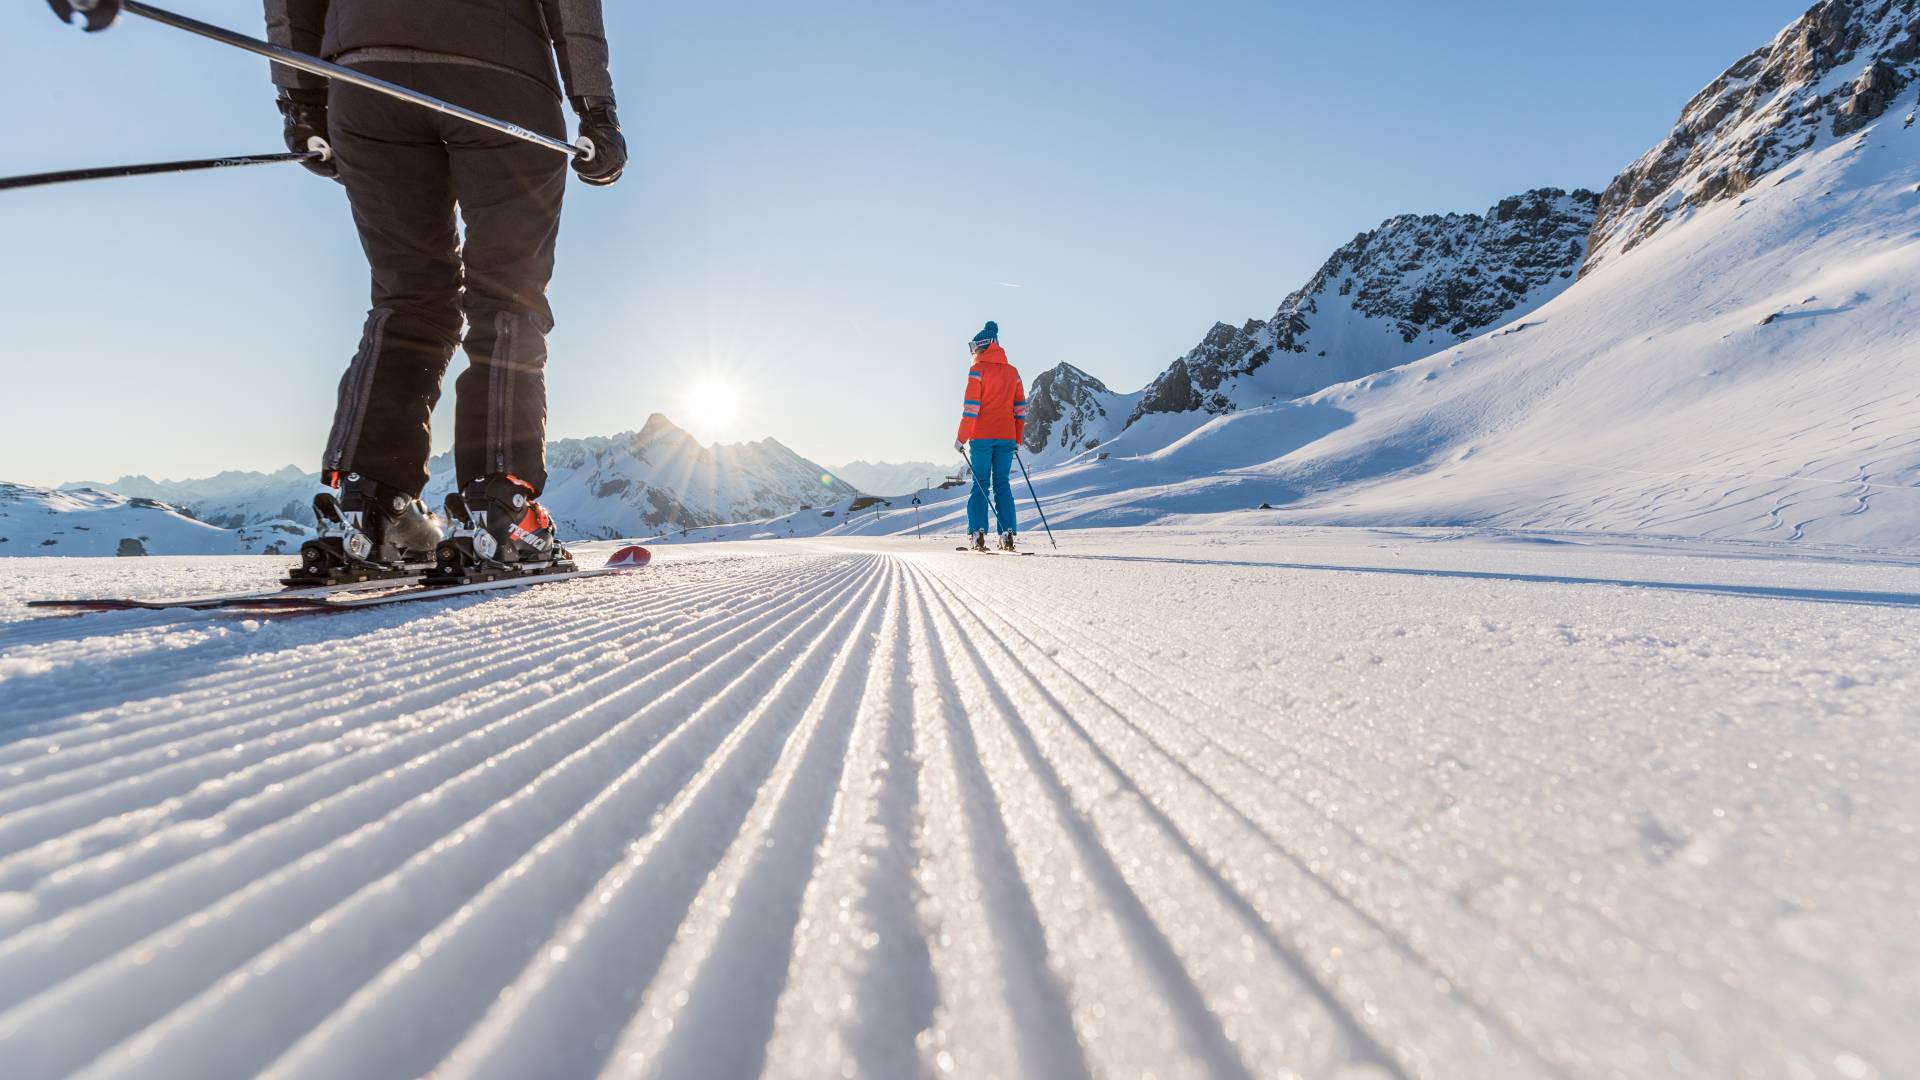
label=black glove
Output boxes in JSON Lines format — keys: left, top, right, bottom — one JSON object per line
{"left": 276, "top": 88, "right": 338, "bottom": 181}
{"left": 570, "top": 96, "right": 627, "bottom": 187}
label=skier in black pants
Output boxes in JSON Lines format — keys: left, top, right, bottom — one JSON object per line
{"left": 265, "top": 0, "right": 627, "bottom": 569}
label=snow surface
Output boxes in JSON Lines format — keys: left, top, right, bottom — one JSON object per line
{"left": 0, "top": 483, "right": 306, "bottom": 558}
{"left": 1, "top": 527, "right": 1915, "bottom": 1079}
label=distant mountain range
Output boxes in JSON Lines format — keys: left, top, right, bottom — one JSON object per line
{"left": 32, "top": 414, "right": 860, "bottom": 554}
{"left": 829, "top": 460, "right": 949, "bottom": 496}
{"left": 0, "top": 482, "right": 304, "bottom": 557}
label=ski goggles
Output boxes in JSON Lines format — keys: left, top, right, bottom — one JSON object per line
{"left": 968, "top": 338, "right": 994, "bottom": 355}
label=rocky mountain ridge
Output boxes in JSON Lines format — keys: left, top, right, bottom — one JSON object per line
{"left": 1022, "top": 363, "right": 1140, "bottom": 461}
{"left": 1029, "top": 2, "right": 1920, "bottom": 465}
{"left": 1025, "top": 187, "right": 1598, "bottom": 460}
{"left": 1587, "top": 0, "right": 1920, "bottom": 273}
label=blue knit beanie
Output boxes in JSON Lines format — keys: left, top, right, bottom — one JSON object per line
{"left": 971, "top": 321, "right": 999, "bottom": 346}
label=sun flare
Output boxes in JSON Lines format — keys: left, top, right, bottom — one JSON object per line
{"left": 684, "top": 377, "right": 742, "bottom": 438}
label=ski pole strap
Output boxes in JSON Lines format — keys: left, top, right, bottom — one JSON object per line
{"left": 0, "top": 151, "right": 318, "bottom": 192}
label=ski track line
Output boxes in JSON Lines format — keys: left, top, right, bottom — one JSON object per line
{"left": 429, "top": 557, "right": 895, "bottom": 1080}
{"left": 930, "top": 555, "right": 1881, "bottom": 1075}
{"left": 0, "top": 557, "right": 875, "bottom": 1074}
{"left": 0, "top": 565, "right": 835, "bottom": 938}
{"left": 0, "top": 555, "right": 864, "bottom": 963}
{"left": 913, "top": 559, "right": 1405, "bottom": 1079}
{"left": 0, "top": 553, "right": 879, "bottom": 1076}
{"left": 0, "top": 559, "right": 842, "bottom": 913}
{"left": 254, "top": 555, "right": 891, "bottom": 1080}
{"left": 924, "top": 562, "right": 1556, "bottom": 1077}
{"left": 891, "top": 567, "right": 1094, "bottom": 1080}
{"left": 755, "top": 561, "right": 940, "bottom": 1080}
{"left": 78, "top": 557, "right": 896, "bottom": 1080}
{"left": 0, "top": 580, "right": 692, "bottom": 825}
{"left": 0, "top": 559, "right": 806, "bottom": 842}
{"left": 1106, "top": 595, "right": 1892, "bottom": 1061}
{"left": 0, "top": 558, "right": 816, "bottom": 787}
{"left": 989, "top": 553, "right": 1834, "bottom": 946}
{"left": 596, "top": 558, "right": 895, "bottom": 1080}
{"left": 0, "top": 577, "right": 651, "bottom": 731}
{"left": 908, "top": 562, "right": 1266, "bottom": 1080}
{"left": 0, "top": 555, "right": 802, "bottom": 748}
{"left": 938, "top": 555, "right": 1862, "bottom": 1073}
{"left": 0, "top": 575, "right": 670, "bottom": 762}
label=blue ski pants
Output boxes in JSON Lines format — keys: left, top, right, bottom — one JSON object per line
{"left": 967, "top": 439, "right": 1018, "bottom": 535}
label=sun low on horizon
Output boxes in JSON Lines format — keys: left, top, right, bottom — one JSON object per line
{"left": 681, "top": 376, "right": 745, "bottom": 445}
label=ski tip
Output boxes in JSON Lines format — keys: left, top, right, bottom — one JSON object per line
{"left": 605, "top": 545, "right": 652, "bottom": 569}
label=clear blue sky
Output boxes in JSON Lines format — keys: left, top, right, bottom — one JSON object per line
{"left": 0, "top": 0, "right": 1811, "bottom": 486}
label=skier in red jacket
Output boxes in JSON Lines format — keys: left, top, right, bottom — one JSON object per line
{"left": 954, "top": 321, "right": 1027, "bottom": 551}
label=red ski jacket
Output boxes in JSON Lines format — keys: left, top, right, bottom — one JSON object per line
{"left": 957, "top": 344, "right": 1027, "bottom": 444}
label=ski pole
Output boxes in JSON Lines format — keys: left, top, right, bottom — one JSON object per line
{"left": 956, "top": 447, "right": 1002, "bottom": 540}
{"left": 0, "top": 150, "right": 321, "bottom": 193}
{"left": 958, "top": 449, "right": 994, "bottom": 513}
{"left": 1013, "top": 451, "right": 1058, "bottom": 549}
{"left": 46, "top": 0, "right": 596, "bottom": 163}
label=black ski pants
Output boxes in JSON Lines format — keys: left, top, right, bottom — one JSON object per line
{"left": 322, "top": 60, "right": 567, "bottom": 497}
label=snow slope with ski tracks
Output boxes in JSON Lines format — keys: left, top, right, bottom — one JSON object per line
{"left": 0, "top": 528, "right": 1914, "bottom": 1079}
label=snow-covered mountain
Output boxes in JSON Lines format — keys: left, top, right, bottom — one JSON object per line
{"left": 1021, "top": 363, "right": 1142, "bottom": 463}
{"left": 446, "top": 414, "right": 858, "bottom": 539}
{"left": 1588, "top": 0, "right": 1920, "bottom": 273}
{"left": 0, "top": 482, "right": 306, "bottom": 556}
{"left": 1129, "top": 187, "right": 1597, "bottom": 425}
{"left": 56, "top": 414, "right": 856, "bottom": 544}
{"left": 65, "top": 466, "right": 315, "bottom": 529}
{"left": 689, "top": 0, "right": 1920, "bottom": 549}
{"left": 1015, "top": 187, "right": 1596, "bottom": 465}
{"left": 1034, "top": 2, "right": 1920, "bottom": 545}
{"left": 830, "top": 460, "right": 947, "bottom": 496}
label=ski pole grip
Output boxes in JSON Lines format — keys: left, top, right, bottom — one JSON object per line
{"left": 575, "top": 136, "right": 596, "bottom": 163}
{"left": 306, "top": 135, "right": 333, "bottom": 162}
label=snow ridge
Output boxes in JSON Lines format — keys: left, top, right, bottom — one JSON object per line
{"left": 1130, "top": 188, "right": 1597, "bottom": 424}
{"left": 1588, "top": 0, "right": 1920, "bottom": 272}
{"left": 0, "top": 482, "right": 303, "bottom": 557}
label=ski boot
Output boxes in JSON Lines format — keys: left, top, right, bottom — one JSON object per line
{"left": 284, "top": 473, "right": 441, "bottom": 586}
{"left": 429, "top": 474, "right": 576, "bottom": 584}
{"left": 970, "top": 531, "right": 988, "bottom": 552}
{"left": 999, "top": 531, "right": 1017, "bottom": 552}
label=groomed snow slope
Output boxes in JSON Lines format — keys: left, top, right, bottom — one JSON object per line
{"left": 1, "top": 529, "right": 1915, "bottom": 1079}
{"left": 681, "top": 115, "right": 1920, "bottom": 551}
{"left": 1011, "top": 116, "right": 1920, "bottom": 546}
